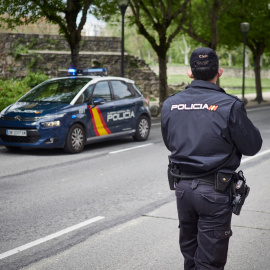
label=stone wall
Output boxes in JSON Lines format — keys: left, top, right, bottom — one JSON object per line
{"left": 0, "top": 33, "right": 159, "bottom": 99}
{"left": 0, "top": 33, "right": 121, "bottom": 52}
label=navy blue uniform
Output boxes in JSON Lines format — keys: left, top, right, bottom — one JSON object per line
{"left": 161, "top": 80, "right": 262, "bottom": 269}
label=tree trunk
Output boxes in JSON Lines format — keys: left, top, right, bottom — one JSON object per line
{"left": 210, "top": 0, "right": 219, "bottom": 51}
{"left": 184, "top": 53, "right": 189, "bottom": 65}
{"left": 68, "top": 31, "right": 81, "bottom": 69}
{"left": 250, "top": 42, "right": 264, "bottom": 104}
{"left": 70, "top": 41, "right": 80, "bottom": 69}
{"left": 158, "top": 50, "right": 168, "bottom": 107}
{"left": 253, "top": 53, "right": 263, "bottom": 103}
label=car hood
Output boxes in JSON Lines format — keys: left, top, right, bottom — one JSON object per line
{"left": 3, "top": 102, "right": 70, "bottom": 117}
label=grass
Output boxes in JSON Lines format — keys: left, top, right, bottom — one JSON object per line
{"left": 168, "top": 75, "right": 270, "bottom": 95}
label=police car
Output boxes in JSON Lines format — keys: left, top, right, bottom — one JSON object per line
{"left": 0, "top": 68, "right": 151, "bottom": 153}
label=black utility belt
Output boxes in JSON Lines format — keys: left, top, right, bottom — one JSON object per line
{"left": 177, "top": 173, "right": 216, "bottom": 185}
{"left": 168, "top": 162, "right": 250, "bottom": 216}
{"left": 168, "top": 164, "right": 232, "bottom": 192}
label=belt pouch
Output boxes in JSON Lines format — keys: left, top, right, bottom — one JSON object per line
{"left": 215, "top": 172, "right": 232, "bottom": 192}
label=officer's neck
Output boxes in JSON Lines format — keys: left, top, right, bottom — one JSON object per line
{"left": 208, "top": 74, "right": 219, "bottom": 84}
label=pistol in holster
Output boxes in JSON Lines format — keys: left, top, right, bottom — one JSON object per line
{"left": 167, "top": 163, "right": 179, "bottom": 190}
{"left": 231, "top": 170, "right": 250, "bottom": 215}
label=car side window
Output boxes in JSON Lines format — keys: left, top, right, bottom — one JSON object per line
{"left": 111, "top": 81, "right": 134, "bottom": 100}
{"left": 92, "top": 81, "right": 111, "bottom": 102}
{"left": 84, "top": 85, "right": 94, "bottom": 101}
{"left": 74, "top": 85, "right": 94, "bottom": 104}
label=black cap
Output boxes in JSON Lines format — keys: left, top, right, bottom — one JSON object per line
{"left": 190, "top": 47, "right": 219, "bottom": 68}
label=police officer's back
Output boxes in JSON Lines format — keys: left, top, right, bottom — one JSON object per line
{"left": 161, "top": 47, "right": 262, "bottom": 270}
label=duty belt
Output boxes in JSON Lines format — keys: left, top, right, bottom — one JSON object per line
{"left": 178, "top": 172, "right": 215, "bottom": 185}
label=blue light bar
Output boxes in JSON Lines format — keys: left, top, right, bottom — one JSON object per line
{"left": 68, "top": 68, "right": 107, "bottom": 76}
{"left": 87, "top": 68, "right": 107, "bottom": 73}
{"left": 68, "top": 68, "right": 77, "bottom": 76}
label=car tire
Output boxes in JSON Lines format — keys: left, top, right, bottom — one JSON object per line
{"left": 133, "top": 115, "right": 150, "bottom": 141}
{"left": 64, "top": 124, "right": 85, "bottom": 154}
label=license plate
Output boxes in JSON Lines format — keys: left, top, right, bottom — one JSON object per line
{"left": 6, "top": 129, "right": 27, "bottom": 136}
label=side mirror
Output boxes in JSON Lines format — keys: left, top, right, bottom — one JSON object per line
{"left": 93, "top": 98, "right": 105, "bottom": 105}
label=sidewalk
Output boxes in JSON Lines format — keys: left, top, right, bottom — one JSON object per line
{"left": 235, "top": 91, "right": 270, "bottom": 108}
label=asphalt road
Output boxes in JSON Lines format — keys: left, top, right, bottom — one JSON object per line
{"left": 0, "top": 105, "right": 270, "bottom": 270}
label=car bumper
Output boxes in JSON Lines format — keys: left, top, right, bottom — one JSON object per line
{"left": 0, "top": 123, "right": 67, "bottom": 149}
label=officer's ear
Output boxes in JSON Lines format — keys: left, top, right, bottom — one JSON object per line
{"left": 187, "top": 70, "right": 194, "bottom": 79}
{"left": 218, "top": 68, "right": 223, "bottom": 77}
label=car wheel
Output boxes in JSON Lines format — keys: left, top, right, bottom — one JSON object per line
{"left": 64, "top": 124, "right": 85, "bottom": 154}
{"left": 133, "top": 115, "right": 150, "bottom": 141}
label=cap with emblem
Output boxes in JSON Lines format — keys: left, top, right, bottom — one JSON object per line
{"left": 190, "top": 47, "right": 219, "bottom": 68}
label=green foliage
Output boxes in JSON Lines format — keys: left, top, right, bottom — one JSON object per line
{"left": 12, "top": 45, "right": 29, "bottom": 59}
{"left": 128, "top": 0, "right": 189, "bottom": 52}
{"left": 22, "top": 72, "right": 48, "bottom": 88}
{"left": 29, "top": 38, "right": 37, "bottom": 49}
{"left": 27, "top": 57, "right": 37, "bottom": 70}
{"left": 0, "top": 79, "right": 29, "bottom": 111}
{"left": 27, "top": 54, "right": 44, "bottom": 70}
{"left": 0, "top": 72, "right": 49, "bottom": 111}
{"left": 80, "top": 40, "right": 85, "bottom": 47}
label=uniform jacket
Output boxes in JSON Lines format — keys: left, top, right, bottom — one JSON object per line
{"left": 161, "top": 80, "right": 262, "bottom": 173}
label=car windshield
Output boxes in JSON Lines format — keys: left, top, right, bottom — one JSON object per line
{"left": 19, "top": 78, "right": 92, "bottom": 103}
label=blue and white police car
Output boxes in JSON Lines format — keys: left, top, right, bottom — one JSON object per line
{"left": 0, "top": 69, "right": 151, "bottom": 153}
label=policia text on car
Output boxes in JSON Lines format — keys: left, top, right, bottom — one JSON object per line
{"left": 161, "top": 47, "right": 262, "bottom": 270}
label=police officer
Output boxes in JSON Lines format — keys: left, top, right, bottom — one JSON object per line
{"left": 161, "top": 47, "right": 262, "bottom": 270}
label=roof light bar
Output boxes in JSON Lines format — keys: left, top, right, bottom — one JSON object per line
{"left": 68, "top": 68, "right": 107, "bottom": 76}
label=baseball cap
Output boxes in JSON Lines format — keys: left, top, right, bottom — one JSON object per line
{"left": 190, "top": 47, "right": 219, "bottom": 68}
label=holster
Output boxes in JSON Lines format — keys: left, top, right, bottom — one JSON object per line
{"left": 231, "top": 170, "right": 250, "bottom": 215}
{"left": 167, "top": 163, "right": 179, "bottom": 190}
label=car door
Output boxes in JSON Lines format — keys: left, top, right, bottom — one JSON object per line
{"left": 109, "top": 80, "right": 137, "bottom": 132}
{"left": 87, "top": 80, "right": 118, "bottom": 136}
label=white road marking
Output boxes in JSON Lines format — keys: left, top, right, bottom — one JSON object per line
{"left": 241, "top": 149, "right": 270, "bottom": 164}
{"left": 109, "top": 143, "right": 153, "bottom": 154}
{"left": 0, "top": 216, "right": 105, "bottom": 260}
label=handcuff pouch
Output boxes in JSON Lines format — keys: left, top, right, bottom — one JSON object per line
{"left": 215, "top": 172, "right": 233, "bottom": 192}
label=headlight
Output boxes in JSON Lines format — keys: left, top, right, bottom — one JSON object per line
{"left": 40, "top": 120, "right": 61, "bottom": 127}
{"left": 42, "top": 113, "right": 65, "bottom": 119}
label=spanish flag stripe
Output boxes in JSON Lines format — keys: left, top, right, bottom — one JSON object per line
{"left": 91, "top": 107, "right": 108, "bottom": 136}
{"left": 88, "top": 105, "right": 100, "bottom": 136}
{"left": 95, "top": 106, "right": 112, "bottom": 134}
{"left": 88, "top": 105, "right": 112, "bottom": 136}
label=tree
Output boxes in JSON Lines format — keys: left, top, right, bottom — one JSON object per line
{"left": 181, "top": 0, "right": 236, "bottom": 51}
{"left": 0, "top": 0, "right": 117, "bottom": 68}
{"left": 128, "top": 0, "right": 190, "bottom": 105}
{"left": 219, "top": 0, "right": 270, "bottom": 103}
